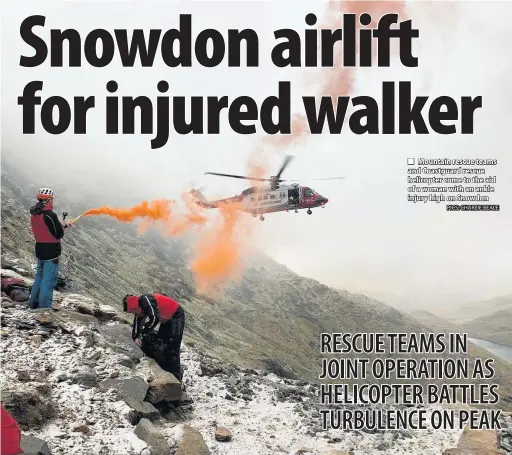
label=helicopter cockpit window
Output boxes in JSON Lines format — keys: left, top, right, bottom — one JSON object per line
{"left": 303, "top": 188, "right": 314, "bottom": 197}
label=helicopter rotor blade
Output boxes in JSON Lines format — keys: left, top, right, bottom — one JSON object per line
{"left": 205, "top": 172, "right": 270, "bottom": 182}
{"left": 274, "top": 155, "right": 294, "bottom": 180}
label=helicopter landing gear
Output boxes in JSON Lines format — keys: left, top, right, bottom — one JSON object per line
{"left": 295, "top": 209, "right": 298, "bottom": 213}
{"left": 260, "top": 215, "right": 265, "bottom": 221}
{"left": 307, "top": 209, "right": 312, "bottom": 215}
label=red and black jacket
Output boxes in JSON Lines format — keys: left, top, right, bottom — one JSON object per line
{"left": 30, "top": 200, "right": 65, "bottom": 260}
{"left": 125, "top": 294, "right": 181, "bottom": 340}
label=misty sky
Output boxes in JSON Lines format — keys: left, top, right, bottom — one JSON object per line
{"left": 2, "top": 1, "right": 511, "bottom": 307}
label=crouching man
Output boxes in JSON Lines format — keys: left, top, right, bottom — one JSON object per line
{"left": 123, "top": 293, "right": 185, "bottom": 381}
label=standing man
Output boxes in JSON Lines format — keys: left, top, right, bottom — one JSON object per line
{"left": 123, "top": 293, "right": 185, "bottom": 381}
{"left": 29, "top": 188, "right": 71, "bottom": 309}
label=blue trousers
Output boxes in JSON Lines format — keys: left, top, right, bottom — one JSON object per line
{"left": 29, "top": 258, "right": 60, "bottom": 309}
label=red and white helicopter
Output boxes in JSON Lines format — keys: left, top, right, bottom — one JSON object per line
{"left": 190, "top": 155, "right": 344, "bottom": 220}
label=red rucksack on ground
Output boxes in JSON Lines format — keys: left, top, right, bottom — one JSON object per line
{"left": 1, "top": 277, "right": 31, "bottom": 302}
{"left": 1, "top": 405, "right": 23, "bottom": 455}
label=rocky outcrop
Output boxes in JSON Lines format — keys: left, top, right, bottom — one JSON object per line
{"left": 100, "top": 376, "right": 149, "bottom": 402}
{"left": 1, "top": 257, "right": 34, "bottom": 278}
{"left": 499, "top": 412, "right": 512, "bottom": 454}
{"left": 99, "top": 376, "right": 165, "bottom": 425}
{"left": 99, "top": 324, "right": 144, "bottom": 363}
{"left": 60, "top": 295, "right": 132, "bottom": 324}
{"left": 136, "top": 359, "right": 183, "bottom": 404}
{"left": 20, "top": 435, "right": 52, "bottom": 455}
{"left": 443, "top": 426, "right": 507, "bottom": 455}
{"left": 214, "top": 427, "right": 232, "bottom": 442}
{"left": 1, "top": 385, "right": 56, "bottom": 430}
{"left": 174, "top": 424, "right": 210, "bottom": 455}
{"left": 134, "top": 419, "right": 170, "bottom": 455}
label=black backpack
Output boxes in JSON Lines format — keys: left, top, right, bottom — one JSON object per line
{"left": 141, "top": 332, "right": 168, "bottom": 364}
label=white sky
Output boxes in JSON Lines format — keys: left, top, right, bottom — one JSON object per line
{"left": 2, "top": 0, "right": 511, "bottom": 307}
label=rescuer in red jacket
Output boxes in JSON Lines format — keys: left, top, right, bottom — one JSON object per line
{"left": 1, "top": 405, "right": 23, "bottom": 455}
{"left": 123, "top": 293, "right": 185, "bottom": 381}
{"left": 29, "top": 188, "right": 71, "bottom": 309}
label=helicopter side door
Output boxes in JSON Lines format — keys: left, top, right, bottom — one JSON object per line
{"left": 287, "top": 186, "right": 301, "bottom": 206}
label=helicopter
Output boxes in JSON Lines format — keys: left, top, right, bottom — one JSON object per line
{"left": 189, "top": 155, "right": 344, "bottom": 221}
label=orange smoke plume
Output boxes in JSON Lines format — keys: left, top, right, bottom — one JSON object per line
{"left": 262, "top": 113, "right": 310, "bottom": 148}
{"left": 260, "top": 1, "right": 408, "bottom": 149}
{"left": 191, "top": 200, "right": 249, "bottom": 296}
{"left": 319, "top": 0, "right": 408, "bottom": 102}
{"left": 78, "top": 196, "right": 250, "bottom": 296}
{"left": 82, "top": 200, "right": 174, "bottom": 224}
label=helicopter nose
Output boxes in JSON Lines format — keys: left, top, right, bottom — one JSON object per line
{"left": 318, "top": 196, "right": 328, "bottom": 204}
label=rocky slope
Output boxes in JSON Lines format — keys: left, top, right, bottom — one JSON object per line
{"left": 3, "top": 160, "right": 512, "bottom": 406}
{"left": 0, "top": 269, "right": 489, "bottom": 455}
{"left": 408, "top": 311, "right": 460, "bottom": 334}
